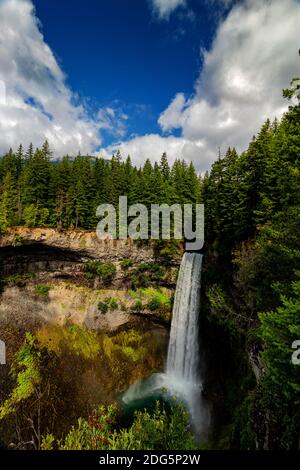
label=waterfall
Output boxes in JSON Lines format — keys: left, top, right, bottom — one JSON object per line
{"left": 166, "top": 252, "right": 202, "bottom": 384}
{"left": 122, "top": 252, "right": 208, "bottom": 436}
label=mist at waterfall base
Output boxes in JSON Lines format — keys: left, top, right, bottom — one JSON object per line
{"left": 122, "top": 253, "right": 210, "bottom": 439}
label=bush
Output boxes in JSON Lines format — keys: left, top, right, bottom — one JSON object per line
{"left": 154, "top": 240, "right": 182, "bottom": 263}
{"left": 121, "top": 258, "right": 133, "bottom": 270}
{"left": 85, "top": 261, "right": 116, "bottom": 284}
{"left": 13, "top": 234, "right": 25, "bottom": 246}
{"left": 98, "top": 301, "right": 109, "bottom": 315}
{"left": 128, "top": 263, "right": 165, "bottom": 289}
{"left": 2, "top": 273, "right": 35, "bottom": 287}
{"left": 35, "top": 284, "right": 51, "bottom": 297}
{"left": 44, "top": 400, "right": 197, "bottom": 450}
{"left": 109, "top": 297, "right": 118, "bottom": 311}
{"left": 98, "top": 297, "right": 119, "bottom": 314}
{"left": 147, "top": 297, "right": 162, "bottom": 311}
{"left": 131, "top": 300, "right": 144, "bottom": 312}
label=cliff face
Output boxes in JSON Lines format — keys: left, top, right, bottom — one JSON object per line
{"left": 0, "top": 229, "right": 173, "bottom": 444}
{"left": 0, "top": 227, "right": 177, "bottom": 341}
{"left": 0, "top": 228, "right": 158, "bottom": 262}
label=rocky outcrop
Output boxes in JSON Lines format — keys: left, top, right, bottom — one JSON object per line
{"left": 0, "top": 228, "right": 157, "bottom": 262}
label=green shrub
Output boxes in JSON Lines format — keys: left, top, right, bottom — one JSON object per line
{"left": 35, "top": 284, "right": 51, "bottom": 297}
{"left": 128, "top": 263, "right": 165, "bottom": 289}
{"left": 85, "top": 261, "right": 116, "bottom": 284}
{"left": 147, "top": 297, "right": 162, "bottom": 311}
{"left": 132, "top": 300, "right": 144, "bottom": 312}
{"left": 121, "top": 258, "right": 133, "bottom": 270}
{"left": 13, "top": 234, "right": 25, "bottom": 246}
{"left": 47, "top": 400, "right": 197, "bottom": 450}
{"left": 98, "top": 297, "right": 119, "bottom": 313}
{"left": 154, "top": 240, "right": 182, "bottom": 262}
{"left": 2, "top": 273, "right": 35, "bottom": 287}
{"left": 98, "top": 301, "right": 109, "bottom": 315}
{"left": 109, "top": 297, "right": 118, "bottom": 311}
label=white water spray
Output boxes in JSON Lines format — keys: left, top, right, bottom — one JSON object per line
{"left": 123, "top": 252, "right": 208, "bottom": 436}
{"left": 166, "top": 252, "right": 202, "bottom": 384}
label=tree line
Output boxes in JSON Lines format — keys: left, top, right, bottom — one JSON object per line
{"left": 0, "top": 147, "right": 201, "bottom": 233}
{"left": 202, "top": 78, "right": 300, "bottom": 449}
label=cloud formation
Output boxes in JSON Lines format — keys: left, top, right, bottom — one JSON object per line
{"left": 159, "top": 0, "right": 300, "bottom": 165}
{"left": 107, "top": 0, "right": 300, "bottom": 171}
{"left": 102, "top": 133, "right": 206, "bottom": 169}
{"left": 0, "top": 0, "right": 101, "bottom": 156}
{"left": 149, "top": 0, "right": 187, "bottom": 19}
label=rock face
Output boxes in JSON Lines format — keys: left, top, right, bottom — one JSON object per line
{"left": 0, "top": 228, "right": 177, "bottom": 333}
{"left": 0, "top": 229, "right": 174, "bottom": 448}
{"left": 0, "top": 228, "right": 157, "bottom": 262}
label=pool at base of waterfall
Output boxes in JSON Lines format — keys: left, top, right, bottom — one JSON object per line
{"left": 119, "top": 253, "right": 211, "bottom": 441}
{"left": 120, "top": 372, "right": 208, "bottom": 440}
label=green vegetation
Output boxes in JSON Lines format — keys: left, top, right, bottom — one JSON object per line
{"left": 103, "top": 330, "right": 147, "bottom": 364}
{"left": 202, "top": 78, "right": 300, "bottom": 449}
{"left": 154, "top": 240, "right": 183, "bottom": 263}
{"left": 13, "top": 234, "right": 24, "bottom": 246}
{"left": 42, "top": 401, "right": 197, "bottom": 450}
{"left": 121, "top": 258, "right": 134, "bottom": 270}
{"left": 84, "top": 260, "right": 116, "bottom": 284}
{"left": 34, "top": 284, "right": 51, "bottom": 297}
{"left": 97, "top": 296, "right": 119, "bottom": 314}
{"left": 129, "top": 287, "right": 172, "bottom": 321}
{"left": 0, "top": 325, "right": 165, "bottom": 449}
{"left": 1, "top": 272, "right": 35, "bottom": 287}
{"left": 128, "top": 262, "right": 166, "bottom": 289}
{"left": 0, "top": 333, "right": 40, "bottom": 421}
{"left": 97, "top": 301, "right": 109, "bottom": 315}
{"left": 0, "top": 147, "right": 200, "bottom": 232}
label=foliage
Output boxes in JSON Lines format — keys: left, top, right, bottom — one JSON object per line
{"left": 154, "top": 240, "right": 183, "bottom": 263}
{"left": 103, "top": 330, "right": 146, "bottom": 364}
{"left": 2, "top": 272, "right": 35, "bottom": 287}
{"left": 98, "top": 297, "right": 118, "bottom": 314}
{"left": 84, "top": 260, "right": 117, "bottom": 284}
{"left": 34, "top": 284, "right": 51, "bottom": 298}
{"left": 121, "top": 258, "right": 134, "bottom": 270}
{"left": 0, "top": 146, "right": 201, "bottom": 231}
{"left": 129, "top": 287, "right": 172, "bottom": 320}
{"left": 98, "top": 301, "right": 109, "bottom": 315}
{"left": 128, "top": 263, "right": 166, "bottom": 289}
{"left": 36, "top": 324, "right": 101, "bottom": 360}
{"left": 0, "top": 333, "right": 41, "bottom": 420}
{"left": 202, "top": 76, "right": 300, "bottom": 448}
{"left": 250, "top": 281, "right": 300, "bottom": 449}
{"left": 45, "top": 401, "right": 197, "bottom": 450}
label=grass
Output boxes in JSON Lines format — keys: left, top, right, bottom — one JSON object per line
{"left": 2, "top": 272, "right": 36, "bottom": 287}
{"left": 129, "top": 287, "right": 172, "bottom": 320}
{"left": 35, "top": 284, "right": 51, "bottom": 297}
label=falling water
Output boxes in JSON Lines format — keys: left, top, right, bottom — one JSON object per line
{"left": 123, "top": 252, "right": 208, "bottom": 437}
{"left": 166, "top": 252, "right": 202, "bottom": 384}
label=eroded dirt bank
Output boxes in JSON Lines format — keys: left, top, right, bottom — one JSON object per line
{"left": 0, "top": 229, "right": 178, "bottom": 446}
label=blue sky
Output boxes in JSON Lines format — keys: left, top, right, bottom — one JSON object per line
{"left": 32, "top": 0, "right": 218, "bottom": 144}
{"left": 0, "top": 0, "right": 299, "bottom": 171}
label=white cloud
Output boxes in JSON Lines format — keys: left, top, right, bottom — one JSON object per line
{"left": 150, "top": 0, "right": 187, "bottom": 19}
{"left": 109, "top": 0, "right": 300, "bottom": 172}
{"left": 158, "top": 0, "right": 300, "bottom": 166}
{"left": 0, "top": 0, "right": 101, "bottom": 156}
{"left": 97, "top": 106, "right": 128, "bottom": 138}
{"left": 101, "top": 133, "right": 214, "bottom": 172}
{"left": 158, "top": 93, "right": 187, "bottom": 131}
